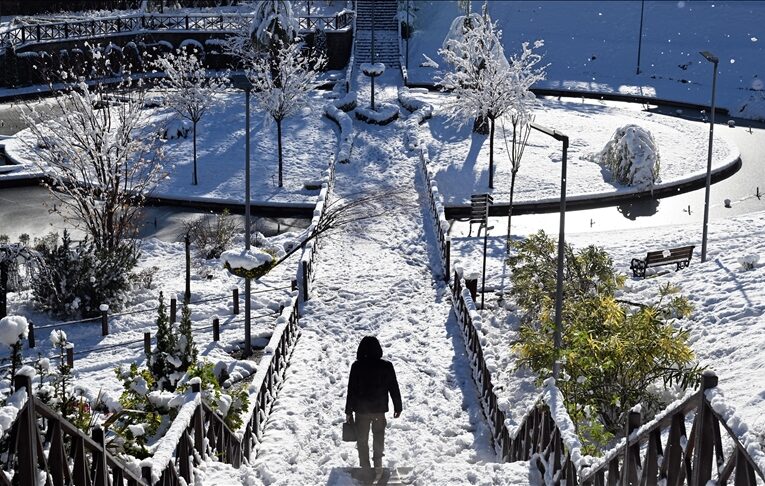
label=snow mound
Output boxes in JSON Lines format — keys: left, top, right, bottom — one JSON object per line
{"left": 0, "top": 315, "right": 28, "bottom": 347}
{"left": 592, "top": 124, "right": 661, "bottom": 189}
{"left": 160, "top": 119, "right": 192, "bottom": 140}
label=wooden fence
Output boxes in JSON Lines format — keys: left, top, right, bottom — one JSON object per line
{"left": 4, "top": 373, "right": 147, "bottom": 486}
{"left": 418, "top": 147, "right": 450, "bottom": 281}
{"left": 0, "top": 11, "right": 355, "bottom": 52}
{"left": 579, "top": 371, "right": 765, "bottom": 486}
{"left": 146, "top": 296, "right": 300, "bottom": 485}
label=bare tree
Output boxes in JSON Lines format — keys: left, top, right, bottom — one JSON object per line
{"left": 154, "top": 47, "right": 229, "bottom": 186}
{"left": 245, "top": 38, "right": 324, "bottom": 187}
{"left": 21, "top": 73, "right": 164, "bottom": 254}
{"left": 503, "top": 40, "right": 546, "bottom": 253}
{"left": 438, "top": 5, "right": 511, "bottom": 189}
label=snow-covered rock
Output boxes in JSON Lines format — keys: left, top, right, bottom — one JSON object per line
{"left": 738, "top": 253, "right": 760, "bottom": 270}
{"left": 591, "top": 124, "right": 661, "bottom": 189}
{"left": 160, "top": 119, "right": 192, "bottom": 140}
{"left": 50, "top": 329, "right": 67, "bottom": 347}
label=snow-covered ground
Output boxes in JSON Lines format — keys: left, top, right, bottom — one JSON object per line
{"left": 417, "top": 93, "right": 738, "bottom": 205}
{"left": 407, "top": 1, "right": 765, "bottom": 120}
{"left": 4, "top": 90, "right": 336, "bottom": 205}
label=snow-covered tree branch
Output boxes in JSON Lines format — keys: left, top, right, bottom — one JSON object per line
{"left": 153, "top": 47, "right": 229, "bottom": 186}
{"left": 20, "top": 72, "right": 164, "bottom": 255}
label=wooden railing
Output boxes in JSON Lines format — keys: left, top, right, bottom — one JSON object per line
{"left": 419, "top": 147, "right": 450, "bottom": 281}
{"left": 579, "top": 371, "right": 765, "bottom": 486}
{"left": 144, "top": 297, "right": 300, "bottom": 485}
{"left": 4, "top": 373, "right": 147, "bottom": 486}
{"left": 451, "top": 269, "right": 512, "bottom": 460}
{"left": 0, "top": 11, "right": 355, "bottom": 52}
{"left": 507, "top": 381, "right": 584, "bottom": 483}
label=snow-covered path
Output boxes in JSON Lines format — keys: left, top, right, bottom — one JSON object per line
{"left": 220, "top": 74, "right": 536, "bottom": 485}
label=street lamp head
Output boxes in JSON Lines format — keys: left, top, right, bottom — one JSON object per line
{"left": 699, "top": 51, "right": 719, "bottom": 64}
{"left": 230, "top": 73, "right": 252, "bottom": 91}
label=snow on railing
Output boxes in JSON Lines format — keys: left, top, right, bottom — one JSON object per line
{"left": 418, "top": 141, "right": 450, "bottom": 280}
{"left": 142, "top": 389, "right": 202, "bottom": 485}
{"left": 706, "top": 387, "right": 765, "bottom": 475}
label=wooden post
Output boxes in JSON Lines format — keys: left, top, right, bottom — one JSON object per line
{"left": 445, "top": 239, "right": 451, "bottom": 282}
{"left": 66, "top": 345, "right": 74, "bottom": 368}
{"left": 100, "top": 305, "right": 109, "bottom": 336}
{"left": 91, "top": 427, "right": 108, "bottom": 486}
{"left": 691, "top": 371, "right": 718, "bottom": 485}
{"left": 144, "top": 332, "right": 151, "bottom": 357}
{"left": 465, "top": 277, "right": 478, "bottom": 303}
{"left": 212, "top": 317, "right": 220, "bottom": 342}
{"left": 622, "top": 410, "right": 642, "bottom": 485}
{"left": 291, "top": 279, "right": 297, "bottom": 292}
{"left": 184, "top": 234, "right": 191, "bottom": 304}
{"left": 232, "top": 288, "right": 239, "bottom": 315}
{"left": 301, "top": 260, "right": 309, "bottom": 302}
{"left": 142, "top": 466, "right": 152, "bottom": 486}
{"left": 170, "top": 296, "right": 177, "bottom": 323}
{"left": 13, "top": 374, "right": 38, "bottom": 486}
{"left": 0, "top": 260, "right": 8, "bottom": 319}
{"left": 27, "top": 320, "right": 35, "bottom": 349}
{"left": 192, "top": 382, "right": 204, "bottom": 454}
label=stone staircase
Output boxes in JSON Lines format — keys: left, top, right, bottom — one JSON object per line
{"left": 354, "top": 0, "right": 400, "bottom": 69}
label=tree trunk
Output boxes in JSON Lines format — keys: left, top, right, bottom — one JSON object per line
{"left": 472, "top": 115, "right": 489, "bottom": 134}
{"left": 0, "top": 261, "right": 8, "bottom": 319}
{"left": 488, "top": 117, "right": 495, "bottom": 189}
{"left": 277, "top": 119, "right": 283, "bottom": 188}
{"left": 192, "top": 120, "right": 198, "bottom": 186}
{"left": 506, "top": 170, "right": 517, "bottom": 255}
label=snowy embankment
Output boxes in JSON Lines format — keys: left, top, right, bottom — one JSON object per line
{"left": 407, "top": 1, "right": 765, "bottom": 120}
{"left": 415, "top": 92, "right": 738, "bottom": 206}
{"left": 218, "top": 71, "right": 537, "bottom": 485}
{"left": 3, "top": 91, "right": 336, "bottom": 205}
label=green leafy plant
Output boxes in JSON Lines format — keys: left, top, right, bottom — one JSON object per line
{"left": 177, "top": 361, "right": 249, "bottom": 431}
{"left": 509, "top": 231, "right": 703, "bottom": 452}
{"left": 112, "top": 363, "right": 162, "bottom": 458}
{"left": 176, "top": 301, "right": 197, "bottom": 371}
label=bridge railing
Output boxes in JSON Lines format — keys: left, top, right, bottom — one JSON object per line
{"left": 0, "top": 11, "right": 354, "bottom": 52}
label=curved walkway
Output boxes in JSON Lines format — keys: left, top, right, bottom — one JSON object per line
{"left": 235, "top": 72, "right": 534, "bottom": 484}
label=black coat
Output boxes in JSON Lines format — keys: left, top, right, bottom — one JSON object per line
{"left": 345, "top": 358, "right": 402, "bottom": 415}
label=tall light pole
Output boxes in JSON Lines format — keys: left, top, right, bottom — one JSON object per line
{"left": 405, "top": 0, "right": 410, "bottom": 72}
{"left": 699, "top": 50, "right": 718, "bottom": 263}
{"left": 636, "top": 0, "right": 645, "bottom": 74}
{"left": 529, "top": 122, "right": 569, "bottom": 379}
{"left": 232, "top": 74, "right": 253, "bottom": 357}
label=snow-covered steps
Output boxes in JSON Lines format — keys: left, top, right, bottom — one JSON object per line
{"left": 355, "top": 31, "right": 400, "bottom": 68}
{"left": 355, "top": 0, "right": 399, "bottom": 31}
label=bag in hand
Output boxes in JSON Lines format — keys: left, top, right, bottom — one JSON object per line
{"left": 342, "top": 420, "right": 357, "bottom": 442}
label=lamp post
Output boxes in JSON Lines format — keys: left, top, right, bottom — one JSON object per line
{"left": 699, "top": 50, "right": 718, "bottom": 263}
{"left": 529, "top": 122, "right": 568, "bottom": 379}
{"left": 405, "top": 0, "right": 410, "bottom": 72}
{"left": 231, "top": 74, "right": 253, "bottom": 357}
{"left": 636, "top": 0, "right": 645, "bottom": 74}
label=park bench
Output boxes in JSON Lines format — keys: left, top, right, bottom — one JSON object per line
{"left": 630, "top": 245, "right": 695, "bottom": 277}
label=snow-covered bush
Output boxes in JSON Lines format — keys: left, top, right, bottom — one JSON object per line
{"left": 176, "top": 361, "right": 249, "bottom": 431}
{"left": 355, "top": 102, "right": 400, "bottom": 126}
{"left": 149, "top": 293, "right": 180, "bottom": 392}
{"left": 159, "top": 119, "right": 191, "bottom": 140}
{"left": 0, "top": 315, "right": 28, "bottom": 385}
{"left": 250, "top": 0, "right": 299, "bottom": 48}
{"left": 31, "top": 230, "right": 138, "bottom": 318}
{"left": 592, "top": 124, "right": 661, "bottom": 188}
{"left": 738, "top": 254, "right": 760, "bottom": 270}
{"left": 184, "top": 209, "right": 241, "bottom": 260}
{"left": 221, "top": 247, "right": 277, "bottom": 279}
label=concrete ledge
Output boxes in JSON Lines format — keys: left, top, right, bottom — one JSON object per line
{"left": 444, "top": 155, "right": 742, "bottom": 219}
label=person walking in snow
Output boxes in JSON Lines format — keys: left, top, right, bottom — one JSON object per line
{"left": 345, "top": 336, "right": 402, "bottom": 479}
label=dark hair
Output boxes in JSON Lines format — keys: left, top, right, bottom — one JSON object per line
{"left": 356, "top": 336, "right": 383, "bottom": 361}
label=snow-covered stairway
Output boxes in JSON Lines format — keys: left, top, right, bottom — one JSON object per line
{"left": 355, "top": 0, "right": 400, "bottom": 69}
{"left": 224, "top": 72, "right": 535, "bottom": 485}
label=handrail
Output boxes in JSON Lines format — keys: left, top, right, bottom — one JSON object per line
{"left": 0, "top": 11, "right": 354, "bottom": 52}
{"left": 4, "top": 373, "right": 147, "bottom": 486}
{"left": 579, "top": 371, "right": 765, "bottom": 485}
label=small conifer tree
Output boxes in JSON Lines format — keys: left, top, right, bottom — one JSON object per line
{"left": 176, "top": 301, "right": 197, "bottom": 371}
{"left": 150, "top": 292, "right": 178, "bottom": 391}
